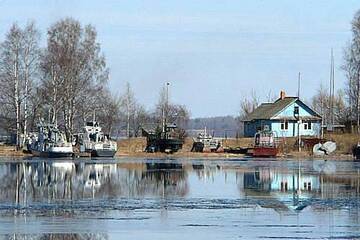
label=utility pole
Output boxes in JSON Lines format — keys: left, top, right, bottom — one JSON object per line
{"left": 329, "top": 48, "right": 335, "bottom": 130}
{"left": 297, "top": 72, "right": 301, "bottom": 99}
{"left": 294, "top": 105, "right": 301, "bottom": 152}
{"left": 297, "top": 73, "right": 301, "bottom": 152}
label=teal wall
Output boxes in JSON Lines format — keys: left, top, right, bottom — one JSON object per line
{"left": 273, "top": 101, "right": 316, "bottom": 119}
{"left": 271, "top": 120, "right": 321, "bottom": 137}
{"left": 244, "top": 100, "right": 321, "bottom": 137}
{"left": 244, "top": 120, "right": 273, "bottom": 137}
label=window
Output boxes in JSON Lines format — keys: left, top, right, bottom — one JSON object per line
{"left": 304, "top": 121, "right": 312, "bottom": 130}
{"left": 304, "top": 123, "right": 308, "bottom": 130}
{"left": 308, "top": 121, "right": 312, "bottom": 129}
{"left": 281, "top": 121, "right": 288, "bottom": 130}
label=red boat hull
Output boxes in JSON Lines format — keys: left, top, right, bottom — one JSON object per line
{"left": 253, "top": 146, "right": 278, "bottom": 157}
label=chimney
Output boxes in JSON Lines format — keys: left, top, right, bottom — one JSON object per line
{"left": 280, "top": 90, "right": 286, "bottom": 100}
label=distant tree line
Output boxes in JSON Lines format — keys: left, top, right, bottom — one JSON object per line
{"left": 0, "top": 18, "right": 190, "bottom": 147}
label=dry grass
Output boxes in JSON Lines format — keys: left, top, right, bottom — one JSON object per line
{"left": 323, "top": 133, "right": 360, "bottom": 154}
{"left": 1, "top": 133, "right": 359, "bottom": 158}
{"left": 0, "top": 145, "right": 27, "bottom": 156}
{"left": 117, "top": 135, "right": 360, "bottom": 155}
{"left": 117, "top": 137, "right": 147, "bottom": 154}
{"left": 221, "top": 138, "right": 253, "bottom": 148}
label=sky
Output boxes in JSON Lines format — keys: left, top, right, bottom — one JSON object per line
{"left": 0, "top": 0, "right": 359, "bottom": 118}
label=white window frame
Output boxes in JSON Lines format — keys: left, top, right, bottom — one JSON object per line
{"left": 280, "top": 121, "right": 288, "bottom": 130}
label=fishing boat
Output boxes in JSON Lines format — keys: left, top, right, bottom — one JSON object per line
{"left": 253, "top": 130, "right": 278, "bottom": 157}
{"left": 191, "top": 127, "right": 221, "bottom": 152}
{"left": 143, "top": 123, "right": 183, "bottom": 153}
{"left": 30, "top": 123, "right": 73, "bottom": 158}
{"left": 142, "top": 83, "right": 184, "bottom": 154}
{"left": 74, "top": 121, "right": 117, "bottom": 157}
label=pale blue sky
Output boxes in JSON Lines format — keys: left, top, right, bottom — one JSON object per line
{"left": 0, "top": 0, "right": 359, "bottom": 117}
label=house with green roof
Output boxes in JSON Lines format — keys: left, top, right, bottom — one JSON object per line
{"left": 242, "top": 91, "right": 322, "bottom": 137}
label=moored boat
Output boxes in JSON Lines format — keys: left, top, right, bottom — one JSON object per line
{"left": 253, "top": 130, "right": 279, "bottom": 157}
{"left": 191, "top": 127, "right": 221, "bottom": 152}
{"left": 30, "top": 123, "right": 73, "bottom": 158}
{"left": 143, "top": 124, "right": 183, "bottom": 153}
{"left": 74, "top": 121, "right": 117, "bottom": 158}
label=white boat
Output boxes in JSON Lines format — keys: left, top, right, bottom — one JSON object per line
{"left": 30, "top": 124, "right": 73, "bottom": 158}
{"left": 74, "top": 121, "right": 117, "bottom": 157}
{"left": 191, "top": 127, "right": 221, "bottom": 152}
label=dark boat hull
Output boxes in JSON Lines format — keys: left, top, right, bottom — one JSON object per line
{"left": 224, "top": 147, "right": 248, "bottom": 154}
{"left": 352, "top": 146, "right": 360, "bottom": 161}
{"left": 31, "top": 150, "right": 74, "bottom": 158}
{"left": 146, "top": 139, "right": 183, "bottom": 153}
{"left": 91, "top": 149, "right": 116, "bottom": 158}
{"left": 191, "top": 142, "right": 204, "bottom": 152}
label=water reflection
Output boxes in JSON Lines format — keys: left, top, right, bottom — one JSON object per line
{"left": 1, "top": 160, "right": 359, "bottom": 210}
{"left": 1, "top": 159, "right": 360, "bottom": 238}
{"left": 242, "top": 164, "right": 360, "bottom": 211}
{"left": 0, "top": 161, "right": 189, "bottom": 205}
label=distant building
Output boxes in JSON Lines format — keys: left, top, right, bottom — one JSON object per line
{"left": 242, "top": 91, "right": 322, "bottom": 137}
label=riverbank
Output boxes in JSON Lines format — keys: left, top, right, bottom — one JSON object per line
{"left": 1, "top": 134, "right": 356, "bottom": 160}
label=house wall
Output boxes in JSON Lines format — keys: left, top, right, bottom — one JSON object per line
{"left": 244, "top": 100, "right": 322, "bottom": 137}
{"left": 274, "top": 101, "right": 315, "bottom": 119}
{"left": 271, "top": 120, "right": 321, "bottom": 137}
{"left": 244, "top": 120, "right": 273, "bottom": 137}
{"left": 272, "top": 100, "right": 321, "bottom": 137}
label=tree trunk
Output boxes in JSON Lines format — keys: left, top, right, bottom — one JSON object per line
{"left": 23, "top": 61, "right": 29, "bottom": 144}
{"left": 357, "top": 72, "right": 360, "bottom": 134}
{"left": 14, "top": 55, "right": 21, "bottom": 149}
{"left": 127, "top": 98, "right": 130, "bottom": 138}
{"left": 51, "top": 68, "right": 58, "bottom": 124}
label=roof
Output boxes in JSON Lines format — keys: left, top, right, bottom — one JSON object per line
{"left": 242, "top": 97, "right": 321, "bottom": 122}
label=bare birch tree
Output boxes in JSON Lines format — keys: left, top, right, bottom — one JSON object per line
{"left": 238, "top": 90, "right": 259, "bottom": 120}
{"left": 120, "top": 82, "right": 136, "bottom": 138}
{"left": 154, "top": 85, "right": 190, "bottom": 135}
{"left": 343, "top": 10, "right": 360, "bottom": 133}
{"left": 21, "top": 22, "right": 40, "bottom": 139}
{"left": 0, "top": 22, "right": 40, "bottom": 147}
{"left": 0, "top": 24, "right": 22, "bottom": 147}
{"left": 119, "top": 82, "right": 151, "bottom": 137}
{"left": 40, "top": 18, "right": 109, "bottom": 140}
{"left": 96, "top": 89, "right": 120, "bottom": 136}
{"left": 312, "top": 84, "right": 347, "bottom": 125}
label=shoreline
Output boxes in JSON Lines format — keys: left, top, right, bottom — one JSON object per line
{"left": 0, "top": 134, "right": 357, "bottom": 161}
{"left": 0, "top": 146, "right": 354, "bottom": 161}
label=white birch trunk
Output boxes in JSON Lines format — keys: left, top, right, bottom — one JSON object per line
{"left": 14, "top": 52, "right": 20, "bottom": 149}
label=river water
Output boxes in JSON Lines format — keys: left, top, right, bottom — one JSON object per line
{"left": 0, "top": 157, "right": 359, "bottom": 239}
